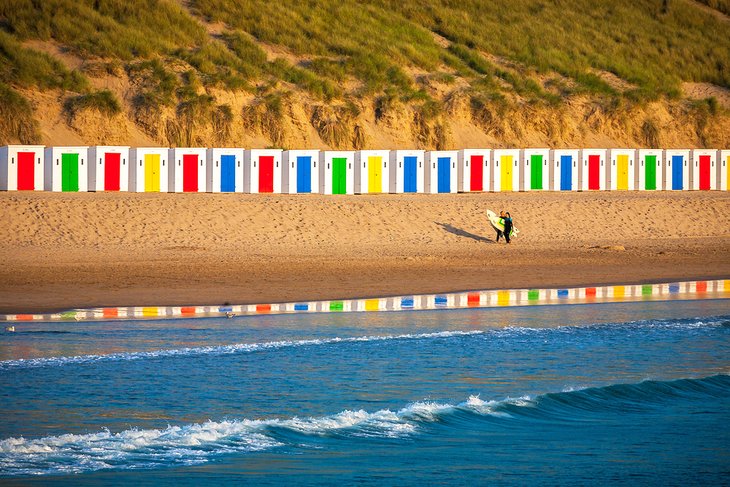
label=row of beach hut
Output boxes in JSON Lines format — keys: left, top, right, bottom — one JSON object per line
{"left": 1, "top": 145, "right": 728, "bottom": 193}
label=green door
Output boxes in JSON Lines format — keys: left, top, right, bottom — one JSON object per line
{"left": 530, "top": 154, "right": 543, "bottom": 190}
{"left": 333, "top": 157, "right": 347, "bottom": 194}
{"left": 61, "top": 153, "right": 79, "bottom": 192}
{"left": 645, "top": 155, "right": 656, "bottom": 190}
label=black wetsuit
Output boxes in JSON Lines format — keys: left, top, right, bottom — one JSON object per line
{"left": 503, "top": 217, "right": 513, "bottom": 243}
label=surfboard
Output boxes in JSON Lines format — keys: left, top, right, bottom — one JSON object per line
{"left": 487, "top": 209, "right": 519, "bottom": 238}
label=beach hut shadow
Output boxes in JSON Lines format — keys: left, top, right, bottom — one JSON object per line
{"left": 435, "top": 222, "right": 493, "bottom": 243}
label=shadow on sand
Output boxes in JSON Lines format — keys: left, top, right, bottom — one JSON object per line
{"left": 435, "top": 222, "right": 494, "bottom": 243}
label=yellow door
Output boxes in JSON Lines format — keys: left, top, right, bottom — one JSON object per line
{"left": 144, "top": 154, "right": 160, "bottom": 192}
{"left": 617, "top": 154, "right": 629, "bottom": 190}
{"left": 368, "top": 156, "right": 382, "bottom": 193}
{"left": 501, "top": 155, "right": 513, "bottom": 191}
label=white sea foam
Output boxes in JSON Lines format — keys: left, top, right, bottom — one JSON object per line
{"left": 0, "top": 330, "right": 484, "bottom": 370}
{"left": 4, "top": 375, "right": 726, "bottom": 476}
{"left": 0, "top": 391, "right": 524, "bottom": 476}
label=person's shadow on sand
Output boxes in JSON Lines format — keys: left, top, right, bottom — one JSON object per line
{"left": 435, "top": 222, "right": 493, "bottom": 243}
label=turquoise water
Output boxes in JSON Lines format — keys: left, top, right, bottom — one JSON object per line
{"left": 1, "top": 299, "right": 729, "bottom": 485}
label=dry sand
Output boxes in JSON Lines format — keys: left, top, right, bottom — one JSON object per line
{"left": 0, "top": 191, "right": 729, "bottom": 314}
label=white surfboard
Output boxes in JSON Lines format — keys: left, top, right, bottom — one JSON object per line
{"left": 487, "top": 209, "right": 519, "bottom": 238}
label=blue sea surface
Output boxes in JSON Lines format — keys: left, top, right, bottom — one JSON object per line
{"left": 1, "top": 299, "right": 729, "bottom": 485}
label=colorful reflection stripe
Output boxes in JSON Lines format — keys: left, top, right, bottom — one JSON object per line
{"left": 2, "top": 279, "right": 728, "bottom": 323}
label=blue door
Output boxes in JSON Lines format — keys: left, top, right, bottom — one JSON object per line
{"left": 297, "top": 156, "right": 311, "bottom": 193}
{"left": 672, "top": 155, "right": 683, "bottom": 190}
{"left": 404, "top": 156, "right": 417, "bottom": 192}
{"left": 221, "top": 155, "right": 236, "bottom": 192}
{"left": 437, "top": 157, "right": 450, "bottom": 193}
{"left": 560, "top": 155, "right": 572, "bottom": 191}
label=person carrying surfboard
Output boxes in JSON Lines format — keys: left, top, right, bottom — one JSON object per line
{"left": 503, "top": 212, "right": 513, "bottom": 244}
{"left": 495, "top": 210, "right": 506, "bottom": 242}
{"left": 487, "top": 209, "right": 519, "bottom": 243}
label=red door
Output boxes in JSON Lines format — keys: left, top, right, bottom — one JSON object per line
{"left": 470, "top": 155, "right": 483, "bottom": 191}
{"left": 699, "top": 155, "right": 710, "bottom": 190}
{"left": 104, "top": 153, "right": 120, "bottom": 191}
{"left": 588, "top": 155, "right": 600, "bottom": 190}
{"left": 17, "top": 151, "right": 34, "bottom": 190}
{"left": 183, "top": 154, "right": 198, "bottom": 192}
{"left": 259, "top": 156, "right": 274, "bottom": 193}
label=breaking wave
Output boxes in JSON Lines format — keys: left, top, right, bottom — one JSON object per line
{"left": 1, "top": 374, "right": 727, "bottom": 476}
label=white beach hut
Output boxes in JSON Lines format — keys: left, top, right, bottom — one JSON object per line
{"left": 608, "top": 149, "right": 636, "bottom": 191}
{"left": 129, "top": 147, "right": 170, "bottom": 192}
{"left": 691, "top": 149, "right": 718, "bottom": 190}
{"left": 493, "top": 149, "right": 520, "bottom": 192}
{"left": 552, "top": 149, "right": 579, "bottom": 191}
{"left": 664, "top": 149, "right": 690, "bottom": 190}
{"left": 88, "top": 146, "right": 130, "bottom": 192}
{"left": 390, "top": 150, "right": 425, "bottom": 193}
{"left": 355, "top": 150, "right": 390, "bottom": 194}
{"left": 169, "top": 148, "right": 207, "bottom": 193}
{"left": 522, "top": 148, "right": 550, "bottom": 191}
{"left": 0, "top": 145, "right": 45, "bottom": 191}
{"left": 425, "top": 150, "right": 458, "bottom": 194}
{"left": 637, "top": 149, "right": 664, "bottom": 191}
{"left": 580, "top": 149, "right": 607, "bottom": 191}
{"left": 44, "top": 146, "right": 89, "bottom": 192}
{"left": 207, "top": 148, "right": 244, "bottom": 193}
{"left": 283, "top": 150, "right": 320, "bottom": 194}
{"left": 245, "top": 149, "right": 283, "bottom": 194}
{"left": 458, "top": 149, "right": 491, "bottom": 192}
{"left": 720, "top": 150, "right": 730, "bottom": 191}
{"left": 320, "top": 151, "right": 355, "bottom": 195}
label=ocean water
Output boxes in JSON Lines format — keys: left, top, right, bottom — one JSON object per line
{"left": 1, "top": 299, "right": 729, "bottom": 485}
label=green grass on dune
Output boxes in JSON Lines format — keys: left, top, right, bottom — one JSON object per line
{"left": 191, "top": 0, "right": 730, "bottom": 99}
{"left": 2, "top": 0, "right": 728, "bottom": 100}
{"left": 0, "top": 0, "right": 728, "bottom": 144}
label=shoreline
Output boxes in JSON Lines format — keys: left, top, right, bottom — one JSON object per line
{"left": 3, "top": 278, "right": 727, "bottom": 322}
{"left": 1, "top": 191, "right": 728, "bottom": 314}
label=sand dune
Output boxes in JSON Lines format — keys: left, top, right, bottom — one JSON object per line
{"left": 0, "top": 191, "right": 728, "bottom": 313}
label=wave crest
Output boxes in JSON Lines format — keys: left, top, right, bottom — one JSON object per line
{"left": 0, "top": 330, "right": 484, "bottom": 370}
{"left": 1, "top": 374, "right": 727, "bottom": 477}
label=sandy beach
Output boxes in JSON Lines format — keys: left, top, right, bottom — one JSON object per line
{"left": 0, "top": 191, "right": 728, "bottom": 314}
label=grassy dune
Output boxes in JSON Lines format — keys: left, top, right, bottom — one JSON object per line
{"left": 0, "top": 0, "right": 728, "bottom": 146}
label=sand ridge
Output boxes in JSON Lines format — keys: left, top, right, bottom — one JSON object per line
{"left": 0, "top": 191, "right": 728, "bottom": 313}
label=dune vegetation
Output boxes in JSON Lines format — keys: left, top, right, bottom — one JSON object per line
{"left": 0, "top": 0, "right": 728, "bottom": 148}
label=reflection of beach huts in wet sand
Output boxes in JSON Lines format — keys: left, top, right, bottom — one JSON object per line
{"left": 664, "top": 149, "right": 690, "bottom": 190}
{"left": 608, "top": 149, "right": 635, "bottom": 191}
{"left": 458, "top": 149, "right": 491, "bottom": 192}
{"left": 390, "top": 150, "right": 425, "bottom": 193}
{"left": 169, "top": 148, "right": 207, "bottom": 193}
{"left": 691, "top": 149, "right": 717, "bottom": 191}
{"left": 44, "top": 146, "right": 89, "bottom": 192}
{"left": 721, "top": 150, "right": 730, "bottom": 191}
{"left": 522, "top": 149, "right": 550, "bottom": 191}
{"left": 283, "top": 150, "right": 320, "bottom": 194}
{"left": 0, "top": 145, "right": 45, "bottom": 191}
{"left": 580, "top": 149, "right": 607, "bottom": 191}
{"left": 425, "top": 150, "right": 458, "bottom": 193}
{"left": 355, "top": 150, "right": 390, "bottom": 194}
{"left": 637, "top": 149, "right": 664, "bottom": 190}
{"left": 245, "top": 149, "right": 282, "bottom": 193}
{"left": 207, "top": 148, "right": 244, "bottom": 193}
{"left": 320, "top": 151, "right": 355, "bottom": 195}
{"left": 89, "top": 146, "right": 130, "bottom": 192}
{"left": 493, "top": 149, "right": 520, "bottom": 192}
{"left": 552, "top": 149, "right": 579, "bottom": 191}
{"left": 129, "top": 148, "right": 170, "bottom": 192}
